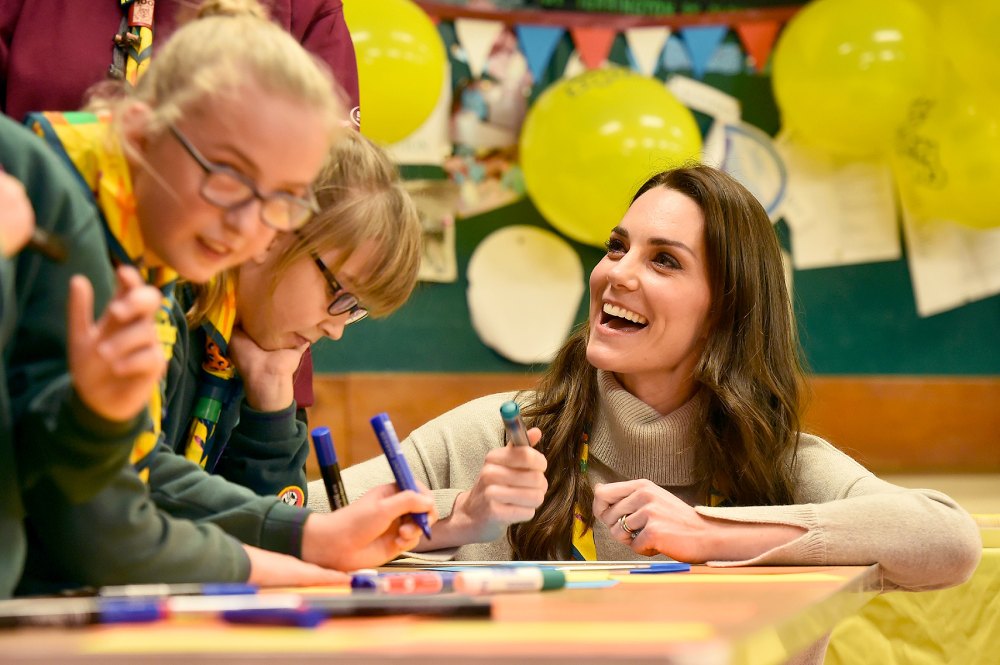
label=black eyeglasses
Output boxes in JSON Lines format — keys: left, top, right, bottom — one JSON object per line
{"left": 311, "top": 252, "right": 368, "bottom": 325}
{"left": 169, "top": 124, "right": 319, "bottom": 231}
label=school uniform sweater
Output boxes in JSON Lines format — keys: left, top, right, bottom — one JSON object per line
{"left": 0, "top": 115, "right": 148, "bottom": 596}
{"left": 162, "top": 285, "right": 310, "bottom": 504}
{"left": 13, "top": 117, "right": 307, "bottom": 593}
{"left": 322, "top": 370, "right": 981, "bottom": 593}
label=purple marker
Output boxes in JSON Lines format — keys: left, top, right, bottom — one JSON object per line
{"left": 370, "top": 413, "right": 432, "bottom": 539}
{"left": 311, "top": 426, "right": 349, "bottom": 510}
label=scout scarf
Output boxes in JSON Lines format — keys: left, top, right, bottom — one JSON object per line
{"left": 29, "top": 111, "right": 177, "bottom": 482}
{"left": 181, "top": 279, "right": 240, "bottom": 472}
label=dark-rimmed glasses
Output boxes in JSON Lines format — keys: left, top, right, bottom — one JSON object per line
{"left": 169, "top": 125, "right": 318, "bottom": 231}
{"left": 311, "top": 252, "right": 368, "bottom": 325}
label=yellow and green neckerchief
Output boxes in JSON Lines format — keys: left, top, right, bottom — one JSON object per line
{"left": 29, "top": 111, "right": 176, "bottom": 482}
{"left": 181, "top": 279, "right": 240, "bottom": 472}
{"left": 569, "top": 430, "right": 730, "bottom": 560}
{"left": 112, "top": 1, "right": 155, "bottom": 85}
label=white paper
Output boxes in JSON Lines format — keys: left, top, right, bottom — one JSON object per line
{"left": 666, "top": 75, "right": 740, "bottom": 167}
{"left": 721, "top": 122, "right": 787, "bottom": 221}
{"left": 776, "top": 132, "right": 901, "bottom": 269}
{"left": 467, "top": 226, "right": 584, "bottom": 364}
{"left": 901, "top": 206, "right": 1000, "bottom": 317}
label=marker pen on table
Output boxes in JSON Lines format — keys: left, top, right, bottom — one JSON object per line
{"left": 99, "top": 582, "right": 259, "bottom": 598}
{"left": 352, "top": 571, "right": 453, "bottom": 594}
{"left": 311, "top": 426, "right": 349, "bottom": 510}
{"left": 499, "top": 400, "right": 530, "bottom": 447}
{"left": 369, "top": 412, "right": 432, "bottom": 539}
{"left": 453, "top": 568, "right": 566, "bottom": 594}
{"left": 0, "top": 597, "right": 161, "bottom": 628}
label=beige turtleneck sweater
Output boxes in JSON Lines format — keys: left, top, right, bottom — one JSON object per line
{"left": 321, "top": 371, "right": 981, "bottom": 593}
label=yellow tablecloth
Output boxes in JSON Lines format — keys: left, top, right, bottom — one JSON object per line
{"left": 827, "top": 518, "right": 999, "bottom": 665}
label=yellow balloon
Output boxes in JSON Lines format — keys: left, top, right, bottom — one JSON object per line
{"left": 519, "top": 69, "right": 702, "bottom": 248}
{"left": 940, "top": 0, "right": 1000, "bottom": 93}
{"left": 894, "top": 88, "right": 1000, "bottom": 229}
{"left": 772, "top": 0, "right": 938, "bottom": 157}
{"left": 344, "top": 0, "right": 446, "bottom": 145}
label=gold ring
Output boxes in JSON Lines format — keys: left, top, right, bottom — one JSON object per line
{"left": 619, "top": 513, "right": 640, "bottom": 539}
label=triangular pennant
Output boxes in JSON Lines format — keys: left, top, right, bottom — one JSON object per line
{"left": 662, "top": 34, "right": 692, "bottom": 72}
{"left": 734, "top": 20, "right": 780, "bottom": 72}
{"left": 455, "top": 19, "right": 505, "bottom": 79}
{"left": 570, "top": 27, "right": 617, "bottom": 70}
{"left": 625, "top": 26, "right": 670, "bottom": 77}
{"left": 679, "top": 25, "right": 729, "bottom": 79}
{"left": 515, "top": 24, "right": 565, "bottom": 84}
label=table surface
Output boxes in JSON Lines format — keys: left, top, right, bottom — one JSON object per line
{"left": 0, "top": 565, "right": 881, "bottom": 665}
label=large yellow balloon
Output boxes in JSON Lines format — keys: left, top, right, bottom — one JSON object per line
{"left": 344, "top": 0, "right": 446, "bottom": 145}
{"left": 940, "top": 0, "right": 1000, "bottom": 94}
{"left": 519, "top": 69, "right": 702, "bottom": 248}
{"left": 772, "top": 0, "right": 938, "bottom": 157}
{"left": 894, "top": 88, "right": 1000, "bottom": 229}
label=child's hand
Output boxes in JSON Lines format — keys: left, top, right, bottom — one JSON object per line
{"left": 0, "top": 171, "right": 35, "bottom": 257}
{"left": 243, "top": 544, "right": 349, "bottom": 587}
{"left": 68, "top": 266, "right": 167, "bottom": 422}
{"left": 227, "top": 326, "right": 307, "bottom": 412}
{"left": 301, "top": 482, "right": 438, "bottom": 571}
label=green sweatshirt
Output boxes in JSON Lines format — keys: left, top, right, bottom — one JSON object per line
{"left": 0, "top": 115, "right": 149, "bottom": 596}
{"left": 163, "top": 285, "right": 310, "bottom": 503}
{"left": 11, "top": 118, "right": 310, "bottom": 593}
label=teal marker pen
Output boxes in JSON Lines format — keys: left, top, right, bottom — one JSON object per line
{"left": 500, "top": 401, "right": 530, "bottom": 447}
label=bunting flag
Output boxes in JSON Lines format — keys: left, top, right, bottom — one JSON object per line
{"left": 570, "top": 27, "right": 617, "bottom": 70}
{"left": 455, "top": 19, "right": 506, "bottom": 79}
{"left": 679, "top": 25, "right": 730, "bottom": 79}
{"left": 625, "top": 26, "right": 671, "bottom": 77}
{"left": 515, "top": 25, "right": 565, "bottom": 84}
{"left": 734, "top": 20, "right": 781, "bottom": 72}
{"left": 662, "top": 34, "right": 693, "bottom": 72}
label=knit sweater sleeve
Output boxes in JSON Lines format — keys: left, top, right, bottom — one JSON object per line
{"left": 316, "top": 393, "right": 517, "bottom": 520}
{"left": 695, "top": 434, "right": 981, "bottom": 591}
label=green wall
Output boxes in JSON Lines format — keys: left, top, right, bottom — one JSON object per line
{"left": 313, "top": 29, "right": 1000, "bottom": 375}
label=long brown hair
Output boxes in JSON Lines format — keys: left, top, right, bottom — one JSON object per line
{"left": 510, "top": 164, "right": 806, "bottom": 560}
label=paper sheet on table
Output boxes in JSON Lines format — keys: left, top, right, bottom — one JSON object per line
{"left": 900, "top": 205, "right": 1000, "bottom": 317}
{"left": 613, "top": 572, "right": 849, "bottom": 584}
{"left": 776, "top": 132, "right": 901, "bottom": 269}
{"left": 84, "top": 621, "right": 715, "bottom": 653}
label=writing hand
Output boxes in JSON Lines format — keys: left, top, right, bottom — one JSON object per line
{"left": 301, "top": 482, "right": 438, "bottom": 571}
{"left": 68, "top": 266, "right": 166, "bottom": 422}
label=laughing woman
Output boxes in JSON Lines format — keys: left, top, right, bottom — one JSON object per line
{"left": 323, "top": 165, "right": 980, "bottom": 654}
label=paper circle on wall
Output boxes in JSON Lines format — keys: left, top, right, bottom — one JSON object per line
{"left": 467, "top": 226, "right": 584, "bottom": 365}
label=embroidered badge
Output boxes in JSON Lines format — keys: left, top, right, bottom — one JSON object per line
{"left": 278, "top": 486, "right": 305, "bottom": 507}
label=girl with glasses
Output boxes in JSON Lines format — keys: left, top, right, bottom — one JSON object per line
{"left": 161, "top": 129, "right": 422, "bottom": 509}
{"left": 17, "top": 0, "right": 434, "bottom": 595}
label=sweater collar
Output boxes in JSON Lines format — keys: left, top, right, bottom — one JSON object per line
{"left": 589, "top": 370, "right": 702, "bottom": 486}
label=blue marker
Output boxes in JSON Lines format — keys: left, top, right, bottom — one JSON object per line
{"left": 311, "top": 426, "right": 349, "bottom": 510}
{"left": 499, "top": 401, "right": 530, "bottom": 447}
{"left": 369, "top": 412, "right": 432, "bottom": 539}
